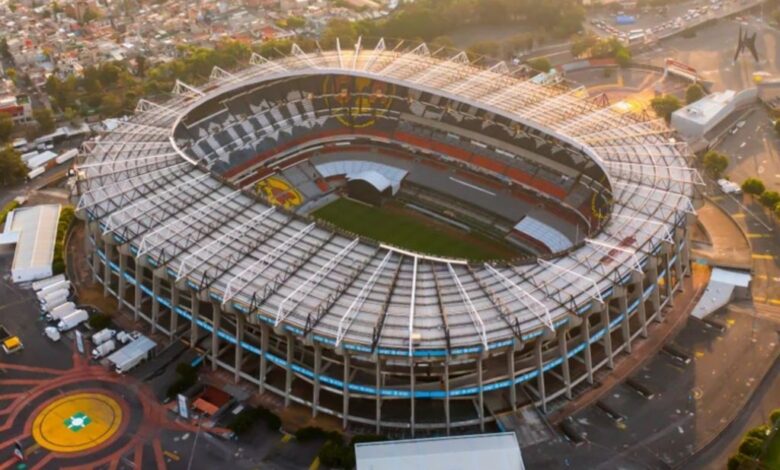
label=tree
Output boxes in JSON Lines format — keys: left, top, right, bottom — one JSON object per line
{"left": 742, "top": 178, "right": 766, "bottom": 196}
{"left": 615, "top": 48, "right": 631, "bottom": 67}
{"left": 63, "top": 107, "right": 79, "bottom": 125}
{"left": 135, "top": 55, "right": 147, "bottom": 78}
{"left": 527, "top": 57, "right": 552, "bottom": 73}
{"left": 0, "top": 37, "right": 9, "bottom": 60}
{"left": 759, "top": 190, "right": 780, "bottom": 208}
{"left": 701, "top": 150, "right": 729, "bottom": 178}
{"left": 650, "top": 94, "right": 682, "bottom": 122}
{"left": 771, "top": 408, "right": 780, "bottom": 425}
{"left": 570, "top": 33, "right": 599, "bottom": 58}
{"left": 0, "top": 113, "right": 13, "bottom": 143}
{"left": 430, "top": 36, "right": 455, "bottom": 51}
{"left": 467, "top": 41, "right": 501, "bottom": 60}
{"left": 738, "top": 436, "right": 765, "bottom": 458}
{"left": 321, "top": 18, "right": 359, "bottom": 49}
{"left": 0, "top": 146, "right": 27, "bottom": 187}
{"left": 686, "top": 83, "right": 706, "bottom": 104}
{"left": 285, "top": 16, "right": 306, "bottom": 29}
{"left": 33, "top": 107, "right": 55, "bottom": 135}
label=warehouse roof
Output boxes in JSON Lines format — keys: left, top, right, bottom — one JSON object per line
{"left": 355, "top": 432, "right": 525, "bottom": 470}
{"left": 1, "top": 204, "right": 61, "bottom": 283}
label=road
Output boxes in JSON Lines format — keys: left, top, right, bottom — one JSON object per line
{"left": 0, "top": 160, "right": 71, "bottom": 209}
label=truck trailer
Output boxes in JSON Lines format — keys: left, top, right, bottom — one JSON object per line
{"left": 46, "top": 302, "right": 76, "bottom": 321}
{"left": 92, "top": 339, "right": 117, "bottom": 359}
{"left": 57, "top": 310, "right": 88, "bottom": 332}
{"left": 107, "top": 335, "right": 156, "bottom": 374}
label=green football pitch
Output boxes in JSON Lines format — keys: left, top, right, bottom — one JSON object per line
{"left": 312, "top": 198, "right": 518, "bottom": 261}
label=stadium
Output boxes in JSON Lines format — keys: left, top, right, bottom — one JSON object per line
{"left": 74, "top": 40, "right": 697, "bottom": 435}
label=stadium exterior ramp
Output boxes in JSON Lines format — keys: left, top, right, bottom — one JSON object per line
{"left": 74, "top": 39, "right": 699, "bottom": 435}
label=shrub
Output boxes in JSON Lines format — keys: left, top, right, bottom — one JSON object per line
{"left": 256, "top": 406, "right": 282, "bottom": 430}
{"left": 747, "top": 425, "right": 770, "bottom": 440}
{"left": 739, "top": 436, "right": 765, "bottom": 458}
{"left": 650, "top": 94, "right": 682, "bottom": 122}
{"left": 0, "top": 200, "right": 19, "bottom": 226}
{"left": 175, "top": 362, "right": 197, "bottom": 380}
{"left": 685, "top": 83, "right": 706, "bottom": 104}
{"left": 228, "top": 408, "right": 258, "bottom": 436}
{"left": 295, "top": 426, "right": 343, "bottom": 443}
{"left": 759, "top": 191, "right": 780, "bottom": 209}
{"left": 742, "top": 178, "right": 766, "bottom": 196}
{"left": 88, "top": 312, "right": 111, "bottom": 330}
{"left": 771, "top": 408, "right": 780, "bottom": 426}
{"left": 166, "top": 377, "right": 194, "bottom": 398}
{"left": 727, "top": 452, "right": 752, "bottom": 470}
{"left": 318, "top": 439, "right": 351, "bottom": 469}
{"left": 701, "top": 150, "right": 729, "bottom": 178}
{"left": 52, "top": 205, "right": 75, "bottom": 274}
{"left": 527, "top": 57, "right": 552, "bottom": 73}
{"left": 228, "top": 406, "right": 282, "bottom": 435}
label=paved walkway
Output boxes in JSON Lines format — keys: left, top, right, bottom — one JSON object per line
{"left": 691, "top": 199, "right": 752, "bottom": 270}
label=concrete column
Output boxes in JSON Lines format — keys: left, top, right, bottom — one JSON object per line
{"left": 444, "top": 357, "right": 451, "bottom": 435}
{"left": 189, "top": 296, "right": 200, "bottom": 348}
{"left": 375, "top": 359, "right": 382, "bottom": 434}
{"left": 635, "top": 282, "right": 648, "bottom": 338}
{"left": 583, "top": 314, "right": 594, "bottom": 384}
{"left": 600, "top": 307, "right": 614, "bottom": 369}
{"left": 103, "top": 241, "right": 112, "bottom": 296}
{"left": 674, "top": 247, "right": 684, "bottom": 291}
{"left": 234, "top": 314, "right": 244, "bottom": 384}
{"left": 285, "top": 334, "right": 293, "bottom": 407}
{"left": 133, "top": 264, "right": 142, "bottom": 322}
{"left": 259, "top": 323, "right": 269, "bottom": 394}
{"left": 211, "top": 301, "right": 221, "bottom": 371}
{"left": 170, "top": 287, "right": 180, "bottom": 343}
{"left": 151, "top": 274, "right": 161, "bottom": 334}
{"left": 507, "top": 345, "right": 517, "bottom": 411}
{"left": 118, "top": 253, "right": 127, "bottom": 309}
{"left": 535, "top": 339, "right": 547, "bottom": 413}
{"left": 558, "top": 331, "right": 572, "bottom": 399}
{"left": 478, "top": 356, "right": 485, "bottom": 432}
{"left": 619, "top": 294, "right": 631, "bottom": 354}
{"left": 410, "top": 360, "right": 416, "bottom": 437}
{"left": 87, "top": 227, "right": 97, "bottom": 283}
{"left": 664, "top": 248, "right": 674, "bottom": 301}
{"left": 313, "top": 345, "right": 322, "bottom": 418}
{"left": 648, "top": 258, "right": 662, "bottom": 321}
{"left": 342, "top": 352, "right": 350, "bottom": 428}
{"left": 681, "top": 228, "right": 691, "bottom": 275}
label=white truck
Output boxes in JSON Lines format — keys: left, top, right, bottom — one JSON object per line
{"left": 39, "top": 289, "right": 71, "bottom": 311}
{"left": 36, "top": 280, "right": 70, "bottom": 301}
{"left": 92, "top": 328, "right": 116, "bottom": 345}
{"left": 91, "top": 339, "right": 116, "bottom": 359}
{"left": 116, "top": 331, "right": 139, "bottom": 345}
{"left": 57, "top": 310, "right": 89, "bottom": 332}
{"left": 47, "top": 302, "right": 76, "bottom": 321}
{"left": 107, "top": 335, "right": 156, "bottom": 374}
{"left": 32, "top": 274, "right": 66, "bottom": 292}
{"left": 44, "top": 326, "right": 61, "bottom": 342}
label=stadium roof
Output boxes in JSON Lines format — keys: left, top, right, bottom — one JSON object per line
{"left": 354, "top": 432, "right": 524, "bottom": 470}
{"left": 75, "top": 39, "right": 699, "bottom": 354}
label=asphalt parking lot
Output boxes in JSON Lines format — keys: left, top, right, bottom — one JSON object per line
{"left": 522, "top": 307, "right": 780, "bottom": 469}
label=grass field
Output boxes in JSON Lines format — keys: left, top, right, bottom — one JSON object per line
{"left": 312, "top": 198, "right": 518, "bottom": 261}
